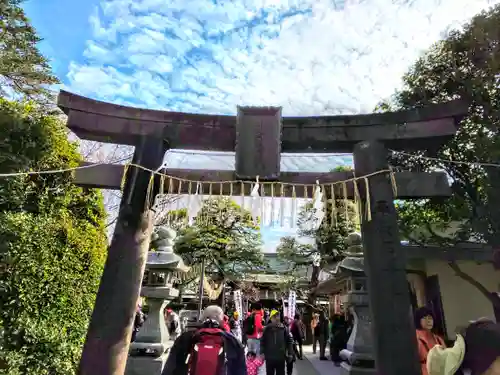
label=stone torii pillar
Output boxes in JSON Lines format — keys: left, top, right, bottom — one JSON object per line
{"left": 353, "top": 141, "right": 421, "bottom": 375}
{"left": 78, "top": 136, "right": 169, "bottom": 375}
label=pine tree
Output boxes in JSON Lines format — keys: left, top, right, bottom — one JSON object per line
{"left": 0, "top": 0, "right": 59, "bottom": 102}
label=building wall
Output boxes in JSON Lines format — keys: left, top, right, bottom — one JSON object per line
{"left": 425, "top": 260, "right": 498, "bottom": 338}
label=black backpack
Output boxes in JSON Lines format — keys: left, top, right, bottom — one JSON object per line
{"left": 245, "top": 314, "right": 255, "bottom": 335}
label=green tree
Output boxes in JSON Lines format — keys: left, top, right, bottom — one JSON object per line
{"left": 0, "top": 0, "right": 59, "bottom": 102}
{"left": 0, "top": 99, "right": 107, "bottom": 374}
{"left": 174, "top": 197, "right": 266, "bottom": 277}
{"left": 155, "top": 207, "right": 188, "bottom": 231}
{"left": 276, "top": 199, "right": 356, "bottom": 342}
{"left": 277, "top": 200, "right": 356, "bottom": 288}
{"left": 380, "top": 5, "right": 500, "bottom": 321}
{"left": 277, "top": 167, "right": 355, "bottom": 286}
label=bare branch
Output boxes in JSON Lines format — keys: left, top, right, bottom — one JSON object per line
{"left": 448, "top": 261, "right": 492, "bottom": 300}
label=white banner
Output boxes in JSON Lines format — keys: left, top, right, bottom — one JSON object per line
{"left": 234, "top": 290, "right": 243, "bottom": 321}
{"left": 287, "top": 290, "right": 297, "bottom": 320}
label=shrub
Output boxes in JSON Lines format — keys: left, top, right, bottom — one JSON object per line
{"left": 0, "top": 99, "right": 107, "bottom": 375}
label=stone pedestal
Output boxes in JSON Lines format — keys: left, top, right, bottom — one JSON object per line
{"left": 125, "top": 353, "right": 171, "bottom": 375}
{"left": 336, "top": 233, "right": 376, "bottom": 375}
{"left": 125, "top": 288, "right": 179, "bottom": 375}
{"left": 340, "top": 293, "right": 376, "bottom": 375}
{"left": 125, "top": 226, "right": 188, "bottom": 375}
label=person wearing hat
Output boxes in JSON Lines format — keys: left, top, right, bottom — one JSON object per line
{"left": 261, "top": 310, "right": 294, "bottom": 375}
{"left": 230, "top": 311, "right": 242, "bottom": 342}
{"left": 427, "top": 319, "right": 500, "bottom": 375}
{"left": 415, "top": 307, "right": 446, "bottom": 375}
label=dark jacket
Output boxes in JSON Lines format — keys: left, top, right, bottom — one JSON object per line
{"left": 229, "top": 317, "right": 237, "bottom": 330}
{"left": 161, "top": 325, "right": 247, "bottom": 375}
{"left": 260, "top": 323, "right": 294, "bottom": 362}
{"left": 290, "top": 319, "right": 305, "bottom": 341}
{"left": 318, "top": 315, "right": 329, "bottom": 337}
{"left": 330, "top": 315, "right": 349, "bottom": 348}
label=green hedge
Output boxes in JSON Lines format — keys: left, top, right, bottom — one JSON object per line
{"left": 0, "top": 99, "right": 107, "bottom": 375}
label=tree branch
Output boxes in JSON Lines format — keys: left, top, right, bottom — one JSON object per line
{"left": 448, "top": 261, "right": 492, "bottom": 300}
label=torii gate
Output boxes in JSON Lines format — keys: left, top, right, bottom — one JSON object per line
{"left": 57, "top": 90, "right": 467, "bottom": 375}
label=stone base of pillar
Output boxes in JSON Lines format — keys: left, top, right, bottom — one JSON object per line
{"left": 125, "top": 351, "right": 170, "bottom": 375}
{"left": 340, "top": 362, "right": 377, "bottom": 375}
{"left": 339, "top": 349, "right": 376, "bottom": 375}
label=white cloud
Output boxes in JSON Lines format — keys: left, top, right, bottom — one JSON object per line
{"left": 66, "top": 0, "right": 499, "bottom": 248}
{"left": 68, "top": 0, "right": 499, "bottom": 115}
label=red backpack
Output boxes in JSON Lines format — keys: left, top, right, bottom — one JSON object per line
{"left": 187, "top": 328, "right": 226, "bottom": 375}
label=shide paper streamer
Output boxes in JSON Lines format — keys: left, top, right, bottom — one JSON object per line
{"left": 132, "top": 166, "right": 399, "bottom": 230}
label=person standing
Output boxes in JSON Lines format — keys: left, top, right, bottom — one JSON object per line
{"left": 222, "top": 315, "right": 231, "bottom": 332}
{"left": 241, "top": 312, "right": 250, "bottom": 347}
{"left": 161, "top": 305, "right": 246, "bottom": 375}
{"left": 414, "top": 307, "right": 446, "bottom": 375}
{"left": 261, "top": 310, "right": 294, "bottom": 375}
{"left": 230, "top": 311, "right": 242, "bottom": 342}
{"left": 286, "top": 341, "right": 296, "bottom": 375}
{"left": 131, "top": 303, "right": 145, "bottom": 342}
{"left": 318, "top": 311, "right": 329, "bottom": 360}
{"left": 330, "top": 314, "right": 349, "bottom": 366}
{"left": 311, "top": 313, "right": 320, "bottom": 354}
{"left": 264, "top": 308, "right": 270, "bottom": 325}
{"left": 246, "top": 304, "right": 264, "bottom": 355}
{"left": 164, "top": 308, "right": 181, "bottom": 341}
{"left": 290, "top": 313, "right": 305, "bottom": 360}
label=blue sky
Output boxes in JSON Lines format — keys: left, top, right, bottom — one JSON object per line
{"left": 22, "top": 0, "right": 498, "bottom": 250}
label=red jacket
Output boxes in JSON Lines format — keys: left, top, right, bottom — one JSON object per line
{"left": 246, "top": 357, "right": 264, "bottom": 375}
{"left": 247, "top": 311, "right": 264, "bottom": 339}
{"left": 222, "top": 315, "right": 231, "bottom": 332}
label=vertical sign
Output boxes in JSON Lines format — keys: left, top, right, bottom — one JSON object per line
{"left": 234, "top": 290, "right": 243, "bottom": 321}
{"left": 233, "top": 290, "right": 243, "bottom": 342}
{"left": 287, "top": 290, "right": 296, "bottom": 320}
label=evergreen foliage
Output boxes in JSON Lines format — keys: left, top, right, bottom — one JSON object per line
{"left": 379, "top": 4, "right": 500, "bottom": 247}
{"left": 0, "top": 0, "right": 59, "bottom": 102}
{"left": 0, "top": 99, "right": 107, "bottom": 375}
{"left": 380, "top": 5, "right": 500, "bottom": 321}
{"left": 174, "top": 197, "right": 266, "bottom": 277}
{"left": 276, "top": 200, "right": 357, "bottom": 283}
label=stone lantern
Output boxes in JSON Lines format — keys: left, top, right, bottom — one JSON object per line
{"left": 335, "top": 232, "right": 376, "bottom": 375}
{"left": 126, "top": 226, "right": 189, "bottom": 375}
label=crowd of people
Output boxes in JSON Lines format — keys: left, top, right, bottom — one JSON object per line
{"left": 155, "top": 303, "right": 355, "bottom": 375}
{"left": 131, "top": 301, "right": 500, "bottom": 375}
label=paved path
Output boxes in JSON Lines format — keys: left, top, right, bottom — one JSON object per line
{"left": 162, "top": 342, "right": 333, "bottom": 375}
{"left": 257, "top": 345, "right": 340, "bottom": 375}
{"left": 257, "top": 357, "right": 320, "bottom": 375}
{"left": 302, "top": 345, "right": 342, "bottom": 375}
